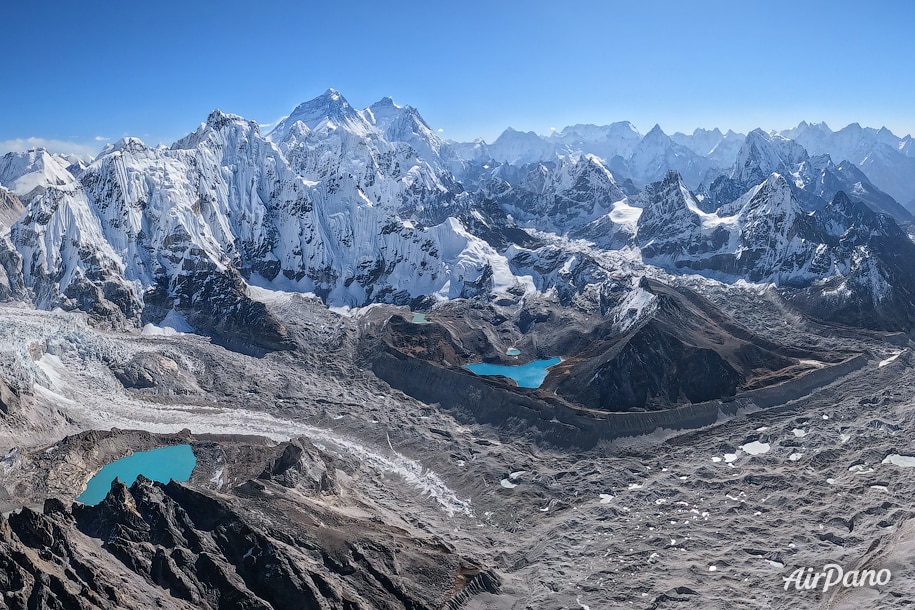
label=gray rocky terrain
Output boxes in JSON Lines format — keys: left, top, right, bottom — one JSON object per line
{"left": 2, "top": 91, "right": 915, "bottom": 608}
{"left": 0, "top": 279, "right": 913, "bottom": 608}
{"left": 0, "top": 432, "right": 499, "bottom": 609}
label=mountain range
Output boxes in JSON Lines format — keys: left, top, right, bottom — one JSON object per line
{"left": 2, "top": 88, "right": 915, "bottom": 357}
{"left": 8, "top": 88, "right": 915, "bottom": 610}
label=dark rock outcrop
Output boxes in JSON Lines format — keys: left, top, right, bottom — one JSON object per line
{"left": 0, "top": 187, "right": 24, "bottom": 228}
{"left": 142, "top": 267, "right": 295, "bottom": 356}
{"left": 0, "top": 445, "right": 500, "bottom": 610}
{"left": 561, "top": 320, "right": 744, "bottom": 410}
{"left": 258, "top": 438, "right": 337, "bottom": 493}
{"left": 0, "top": 189, "right": 26, "bottom": 302}
{"left": 112, "top": 353, "right": 198, "bottom": 394}
{"left": 0, "top": 376, "right": 24, "bottom": 415}
{"left": 550, "top": 279, "right": 811, "bottom": 411}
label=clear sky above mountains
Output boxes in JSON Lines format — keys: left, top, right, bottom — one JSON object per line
{"left": 2, "top": 0, "right": 913, "bottom": 156}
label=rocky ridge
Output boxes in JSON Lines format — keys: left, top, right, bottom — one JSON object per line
{"left": 0, "top": 433, "right": 499, "bottom": 610}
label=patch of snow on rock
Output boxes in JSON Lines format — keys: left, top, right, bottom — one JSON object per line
{"left": 741, "top": 441, "right": 771, "bottom": 455}
{"left": 879, "top": 350, "right": 904, "bottom": 367}
{"left": 882, "top": 454, "right": 915, "bottom": 468}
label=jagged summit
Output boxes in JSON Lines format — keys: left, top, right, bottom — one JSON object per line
{"left": 169, "top": 110, "right": 262, "bottom": 152}
{"left": 98, "top": 136, "right": 152, "bottom": 157}
{"left": 364, "top": 96, "right": 444, "bottom": 160}
{"left": 732, "top": 129, "right": 809, "bottom": 187}
{"left": 269, "top": 88, "right": 372, "bottom": 141}
{"left": 661, "top": 168, "right": 684, "bottom": 183}
{"left": 487, "top": 127, "right": 557, "bottom": 165}
{"left": 644, "top": 124, "right": 667, "bottom": 139}
{"left": 204, "top": 108, "right": 253, "bottom": 128}
{"left": 695, "top": 127, "right": 723, "bottom": 137}
{"left": 8, "top": 87, "right": 915, "bottom": 610}
{"left": 553, "top": 121, "right": 641, "bottom": 144}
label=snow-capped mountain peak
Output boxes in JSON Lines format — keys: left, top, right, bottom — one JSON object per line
{"left": 553, "top": 121, "right": 640, "bottom": 142}
{"left": 364, "top": 96, "right": 446, "bottom": 162}
{"left": 365, "top": 96, "right": 406, "bottom": 128}
{"left": 0, "top": 149, "right": 77, "bottom": 197}
{"left": 99, "top": 136, "right": 152, "bottom": 157}
{"left": 269, "top": 88, "right": 373, "bottom": 141}
{"left": 671, "top": 127, "right": 723, "bottom": 156}
{"left": 487, "top": 128, "right": 558, "bottom": 165}
{"left": 732, "top": 129, "right": 809, "bottom": 187}
{"left": 625, "top": 125, "right": 717, "bottom": 189}
{"left": 644, "top": 124, "right": 666, "bottom": 140}
{"left": 170, "top": 110, "right": 262, "bottom": 152}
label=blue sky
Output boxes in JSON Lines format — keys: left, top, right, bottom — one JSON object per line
{"left": 2, "top": 0, "right": 913, "bottom": 156}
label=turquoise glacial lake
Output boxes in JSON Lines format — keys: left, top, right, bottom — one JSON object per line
{"left": 463, "top": 357, "right": 562, "bottom": 389}
{"left": 77, "top": 444, "right": 197, "bottom": 506}
{"left": 411, "top": 312, "right": 431, "bottom": 324}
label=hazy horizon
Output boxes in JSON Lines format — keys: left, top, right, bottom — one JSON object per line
{"left": 2, "top": 0, "right": 913, "bottom": 155}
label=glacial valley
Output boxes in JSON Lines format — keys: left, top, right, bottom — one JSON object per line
{"left": 1, "top": 90, "right": 915, "bottom": 608}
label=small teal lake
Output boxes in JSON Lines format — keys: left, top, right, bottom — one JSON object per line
{"left": 411, "top": 313, "right": 431, "bottom": 324}
{"left": 77, "top": 444, "right": 197, "bottom": 506}
{"left": 463, "top": 356, "right": 562, "bottom": 389}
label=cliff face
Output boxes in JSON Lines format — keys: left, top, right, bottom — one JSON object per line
{"left": 0, "top": 438, "right": 500, "bottom": 610}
